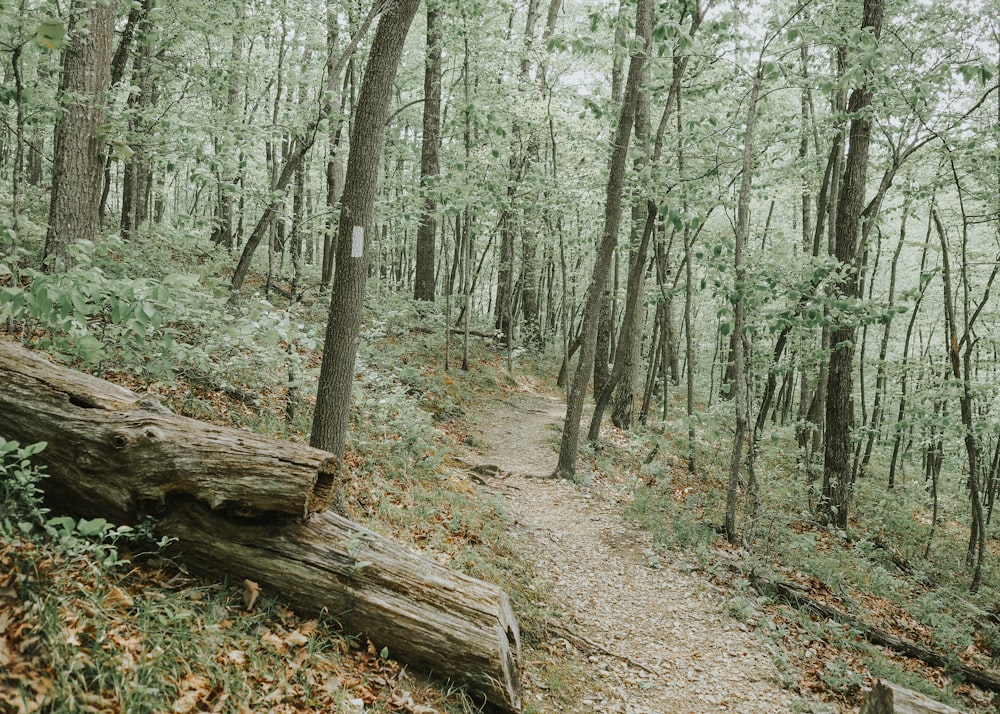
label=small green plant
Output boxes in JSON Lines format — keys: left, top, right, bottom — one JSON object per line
{"left": 0, "top": 438, "right": 50, "bottom": 536}
{"left": 818, "top": 659, "right": 865, "bottom": 696}
{"left": 726, "top": 595, "right": 757, "bottom": 622}
{"left": 0, "top": 438, "right": 172, "bottom": 567}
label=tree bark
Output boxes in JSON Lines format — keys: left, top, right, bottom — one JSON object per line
{"left": 588, "top": 205, "right": 656, "bottom": 439}
{"left": 43, "top": 0, "right": 117, "bottom": 271}
{"left": 0, "top": 340, "right": 522, "bottom": 713}
{"left": 726, "top": 65, "right": 763, "bottom": 543}
{"left": 861, "top": 681, "right": 962, "bottom": 714}
{"left": 414, "top": 5, "right": 442, "bottom": 302}
{"left": 162, "top": 505, "right": 522, "bottom": 713}
{"left": 555, "top": 0, "right": 652, "bottom": 479}
{"left": 311, "top": 0, "right": 422, "bottom": 458}
{"left": 819, "top": 0, "right": 884, "bottom": 530}
{"left": 607, "top": 50, "right": 652, "bottom": 431}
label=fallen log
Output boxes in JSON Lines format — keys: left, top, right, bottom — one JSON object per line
{"left": 750, "top": 572, "right": 1000, "bottom": 693}
{"left": 0, "top": 339, "right": 335, "bottom": 521}
{"left": 449, "top": 327, "right": 499, "bottom": 339}
{"left": 861, "top": 680, "right": 962, "bottom": 714}
{"left": 161, "top": 502, "right": 521, "bottom": 712}
{"left": 0, "top": 340, "right": 523, "bottom": 712}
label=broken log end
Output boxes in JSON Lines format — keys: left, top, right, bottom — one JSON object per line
{"left": 310, "top": 456, "right": 340, "bottom": 514}
{"left": 861, "top": 680, "right": 963, "bottom": 714}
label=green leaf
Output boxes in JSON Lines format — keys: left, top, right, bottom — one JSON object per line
{"left": 110, "top": 140, "right": 135, "bottom": 161}
{"left": 35, "top": 20, "right": 67, "bottom": 50}
{"left": 77, "top": 517, "right": 109, "bottom": 537}
{"left": 21, "top": 441, "right": 47, "bottom": 457}
{"left": 47, "top": 516, "right": 77, "bottom": 533}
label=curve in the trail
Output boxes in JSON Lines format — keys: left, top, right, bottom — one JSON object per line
{"left": 466, "top": 387, "right": 811, "bottom": 714}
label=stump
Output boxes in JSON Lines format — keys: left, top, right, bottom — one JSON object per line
{"left": 861, "top": 680, "right": 963, "bottom": 714}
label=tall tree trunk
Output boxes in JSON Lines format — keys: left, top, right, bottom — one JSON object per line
{"left": 311, "top": 0, "right": 421, "bottom": 461}
{"left": 517, "top": 0, "right": 544, "bottom": 350}
{"left": 520, "top": 218, "right": 543, "bottom": 351}
{"left": 288, "top": 51, "right": 309, "bottom": 303}
{"left": 588, "top": 205, "right": 655, "bottom": 438}
{"left": 888, "top": 210, "right": 933, "bottom": 488}
{"left": 607, "top": 53, "right": 652, "bottom": 430}
{"left": 413, "top": 5, "right": 442, "bottom": 302}
{"left": 819, "top": 0, "right": 884, "bottom": 530}
{"left": 726, "top": 66, "right": 763, "bottom": 544}
{"left": 555, "top": 0, "right": 652, "bottom": 480}
{"left": 121, "top": 3, "right": 154, "bottom": 242}
{"left": 9, "top": 6, "right": 27, "bottom": 261}
{"left": 593, "top": 0, "right": 630, "bottom": 398}
{"left": 321, "top": 9, "right": 348, "bottom": 290}
{"left": 856, "top": 208, "right": 908, "bottom": 479}
{"left": 933, "top": 207, "right": 989, "bottom": 591}
{"left": 97, "top": 1, "right": 145, "bottom": 225}
{"left": 210, "top": 0, "right": 246, "bottom": 252}
{"left": 800, "top": 46, "right": 846, "bottom": 486}
{"left": 496, "top": 206, "right": 516, "bottom": 341}
{"left": 231, "top": 3, "right": 381, "bottom": 295}
{"left": 43, "top": 0, "right": 117, "bottom": 271}
{"left": 597, "top": 0, "right": 702, "bottom": 431}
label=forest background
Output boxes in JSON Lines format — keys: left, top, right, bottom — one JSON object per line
{"left": 1, "top": 0, "right": 1000, "bottom": 710}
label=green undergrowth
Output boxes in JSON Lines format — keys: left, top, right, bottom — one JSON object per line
{"left": 0, "top": 435, "right": 493, "bottom": 713}
{"left": 0, "top": 240, "right": 553, "bottom": 711}
{"left": 588, "top": 403, "right": 1000, "bottom": 712}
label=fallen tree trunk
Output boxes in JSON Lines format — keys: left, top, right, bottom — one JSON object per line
{"left": 0, "top": 339, "right": 335, "bottom": 521}
{"left": 861, "top": 680, "right": 962, "bottom": 714}
{"left": 750, "top": 573, "right": 1000, "bottom": 693}
{"left": 161, "top": 502, "right": 521, "bottom": 712}
{"left": 0, "top": 340, "right": 523, "bottom": 712}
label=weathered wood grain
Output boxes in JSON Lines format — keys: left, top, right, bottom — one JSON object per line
{"left": 861, "top": 680, "right": 963, "bottom": 714}
{"left": 0, "top": 339, "right": 335, "bottom": 520}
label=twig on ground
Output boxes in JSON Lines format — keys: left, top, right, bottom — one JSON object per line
{"left": 546, "top": 623, "right": 661, "bottom": 676}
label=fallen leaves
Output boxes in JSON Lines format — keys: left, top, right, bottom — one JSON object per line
{"left": 388, "top": 690, "right": 439, "bottom": 713}
{"left": 172, "top": 674, "right": 213, "bottom": 713}
{"left": 0, "top": 534, "right": 455, "bottom": 714}
{"left": 242, "top": 578, "right": 260, "bottom": 611}
{"left": 0, "top": 540, "right": 57, "bottom": 713}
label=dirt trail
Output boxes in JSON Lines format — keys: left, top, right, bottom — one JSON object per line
{"left": 464, "top": 384, "right": 816, "bottom": 713}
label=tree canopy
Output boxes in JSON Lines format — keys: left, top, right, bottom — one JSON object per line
{"left": 1, "top": 0, "right": 998, "bottom": 591}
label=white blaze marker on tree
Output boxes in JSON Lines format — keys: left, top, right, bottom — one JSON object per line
{"left": 352, "top": 225, "right": 364, "bottom": 257}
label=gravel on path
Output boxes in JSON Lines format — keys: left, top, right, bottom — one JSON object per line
{"left": 464, "top": 386, "right": 819, "bottom": 713}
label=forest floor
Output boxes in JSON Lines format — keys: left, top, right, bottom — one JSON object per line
{"left": 456, "top": 377, "right": 824, "bottom": 713}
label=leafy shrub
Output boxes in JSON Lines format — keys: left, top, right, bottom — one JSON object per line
{"left": 0, "top": 438, "right": 168, "bottom": 566}
{"left": 0, "top": 438, "right": 51, "bottom": 536}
